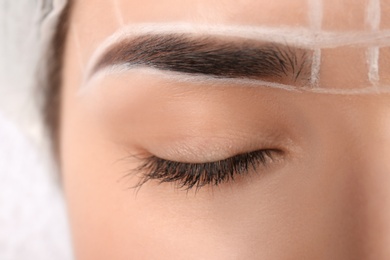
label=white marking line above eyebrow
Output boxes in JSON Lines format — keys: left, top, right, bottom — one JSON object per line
{"left": 308, "top": 0, "right": 323, "bottom": 87}
{"left": 366, "top": 0, "right": 381, "bottom": 85}
{"left": 96, "top": 23, "right": 390, "bottom": 49}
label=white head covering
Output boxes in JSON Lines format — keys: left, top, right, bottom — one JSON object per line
{"left": 0, "top": 0, "right": 67, "bottom": 138}
{"left": 0, "top": 1, "right": 72, "bottom": 259}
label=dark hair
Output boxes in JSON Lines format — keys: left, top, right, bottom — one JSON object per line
{"left": 42, "top": 1, "right": 72, "bottom": 156}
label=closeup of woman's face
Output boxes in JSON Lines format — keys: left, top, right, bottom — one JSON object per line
{"left": 60, "top": 0, "right": 390, "bottom": 259}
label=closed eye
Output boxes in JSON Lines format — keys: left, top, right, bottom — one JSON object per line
{"left": 127, "top": 149, "right": 282, "bottom": 191}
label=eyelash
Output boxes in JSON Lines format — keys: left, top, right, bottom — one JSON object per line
{"left": 131, "top": 149, "right": 280, "bottom": 191}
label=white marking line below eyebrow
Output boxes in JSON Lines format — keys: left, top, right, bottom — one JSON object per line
{"left": 308, "top": 0, "right": 323, "bottom": 87}
{"left": 80, "top": 65, "right": 300, "bottom": 94}
{"left": 366, "top": 0, "right": 381, "bottom": 85}
{"left": 79, "top": 65, "right": 390, "bottom": 97}
{"left": 85, "top": 23, "right": 390, "bottom": 82}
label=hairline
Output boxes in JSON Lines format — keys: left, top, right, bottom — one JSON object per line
{"left": 43, "top": 0, "right": 73, "bottom": 158}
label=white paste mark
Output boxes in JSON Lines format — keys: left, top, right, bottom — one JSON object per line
{"left": 308, "top": 0, "right": 324, "bottom": 30}
{"left": 308, "top": 0, "right": 323, "bottom": 87}
{"left": 366, "top": 0, "right": 381, "bottom": 85}
{"left": 112, "top": 0, "right": 125, "bottom": 26}
{"left": 367, "top": 47, "right": 380, "bottom": 83}
{"left": 79, "top": 65, "right": 390, "bottom": 97}
{"left": 71, "top": 23, "right": 86, "bottom": 73}
{"left": 310, "top": 49, "right": 321, "bottom": 86}
{"left": 367, "top": 0, "right": 381, "bottom": 29}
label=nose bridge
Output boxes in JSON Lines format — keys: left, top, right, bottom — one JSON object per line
{"left": 344, "top": 99, "right": 390, "bottom": 259}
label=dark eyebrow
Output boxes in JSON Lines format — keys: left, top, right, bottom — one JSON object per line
{"left": 90, "top": 34, "right": 312, "bottom": 83}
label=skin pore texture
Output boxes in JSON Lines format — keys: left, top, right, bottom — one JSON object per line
{"left": 61, "top": 0, "right": 390, "bottom": 259}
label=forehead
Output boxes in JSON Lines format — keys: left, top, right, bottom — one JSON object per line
{"left": 71, "top": 0, "right": 389, "bottom": 29}
{"left": 70, "top": 0, "right": 390, "bottom": 92}
{"left": 73, "top": 0, "right": 306, "bottom": 27}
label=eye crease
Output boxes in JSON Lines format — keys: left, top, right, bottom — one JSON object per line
{"left": 127, "top": 149, "right": 282, "bottom": 191}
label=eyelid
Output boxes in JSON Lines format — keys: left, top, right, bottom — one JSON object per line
{"left": 128, "top": 149, "right": 283, "bottom": 191}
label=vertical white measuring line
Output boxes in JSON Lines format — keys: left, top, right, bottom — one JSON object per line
{"left": 366, "top": 0, "right": 381, "bottom": 85}
{"left": 308, "top": 0, "right": 323, "bottom": 87}
{"left": 113, "top": 0, "right": 125, "bottom": 26}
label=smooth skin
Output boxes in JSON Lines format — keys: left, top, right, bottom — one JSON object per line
{"left": 61, "top": 0, "right": 390, "bottom": 259}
